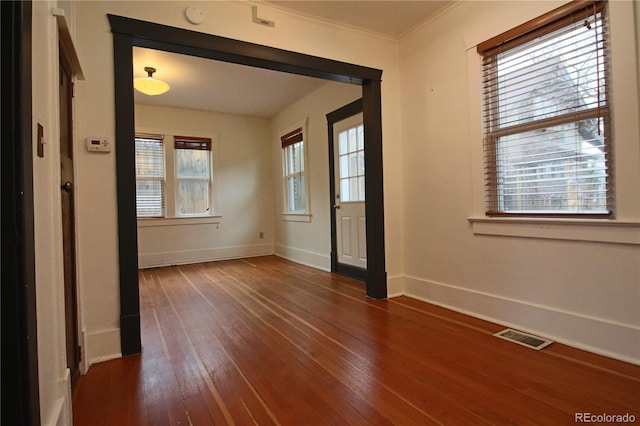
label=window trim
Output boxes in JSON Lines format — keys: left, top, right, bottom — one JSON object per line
{"left": 477, "top": 0, "right": 612, "bottom": 218}
{"left": 280, "top": 118, "right": 310, "bottom": 217}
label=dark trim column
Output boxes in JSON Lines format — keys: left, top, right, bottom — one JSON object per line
{"left": 1, "top": 0, "right": 41, "bottom": 423}
{"left": 362, "top": 80, "right": 387, "bottom": 299}
{"left": 112, "top": 32, "right": 142, "bottom": 356}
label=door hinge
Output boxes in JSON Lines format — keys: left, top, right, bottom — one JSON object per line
{"left": 76, "top": 345, "right": 82, "bottom": 362}
{"left": 72, "top": 82, "right": 75, "bottom": 98}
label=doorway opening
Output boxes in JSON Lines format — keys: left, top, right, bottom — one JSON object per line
{"left": 109, "top": 15, "right": 387, "bottom": 355}
{"left": 328, "top": 99, "right": 367, "bottom": 281}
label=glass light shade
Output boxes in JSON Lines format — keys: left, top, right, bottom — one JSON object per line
{"left": 133, "top": 76, "right": 170, "bottom": 96}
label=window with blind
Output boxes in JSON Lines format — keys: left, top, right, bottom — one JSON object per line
{"left": 174, "top": 135, "right": 213, "bottom": 216}
{"left": 281, "top": 127, "right": 308, "bottom": 213}
{"left": 135, "top": 134, "right": 165, "bottom": 217}
{"left": 478, "top": 0, "right": 612, "bottom": 217}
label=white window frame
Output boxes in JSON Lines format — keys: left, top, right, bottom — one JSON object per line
{"left": 281, "top": 119, "right": 311, "bottom": 222}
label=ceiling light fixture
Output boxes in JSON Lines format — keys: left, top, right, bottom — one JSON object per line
{"left": 133, "top": 67, "right": 170, "bottom": 96}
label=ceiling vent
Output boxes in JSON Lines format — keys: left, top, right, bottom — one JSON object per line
{"left": 494, "top": 328, "right": 553, "bottom": 350}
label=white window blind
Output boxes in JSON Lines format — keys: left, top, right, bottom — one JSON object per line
{"left": 135, "top": 134, "right": 165, "bottom": 218}
{"left": 478, "top": 1, "right": 612, "bottom": 217}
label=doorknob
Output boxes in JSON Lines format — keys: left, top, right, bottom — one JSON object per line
{"left": 61, "top": 181, "right": 73, "bottom": 193}
{"left": 333, "top": 204, "right": 340, "bottom": 209}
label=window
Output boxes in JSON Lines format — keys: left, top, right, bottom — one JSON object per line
{"left": 135, "top": 133, "right": 215, "bottom": 219}
{"left": 337, "top": 123, "right": 365, "bottom": 202}
{"left": 478, "top": 0, "right": 611, "bottom": 217}
{"left": 174, "top": 136, "right": 213, "bottom": 216}
{"left": 281, "top": 126, "right": 308, "bottom": 213}
{"left": 135, "top": 134, "right": 165, "bottom": 217}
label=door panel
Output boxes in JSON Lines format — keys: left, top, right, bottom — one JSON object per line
{"left": 334, "top": 113, "right": 366, "bottom": 270}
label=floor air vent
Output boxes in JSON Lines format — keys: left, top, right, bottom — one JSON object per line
{"left": 494, "top": 328, "right": 553, "bottom": 350}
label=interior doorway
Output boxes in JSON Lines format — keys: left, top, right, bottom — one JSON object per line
{"left": 109, "top": 15, "right": 387, "bottom": 356}
{"left": 328, "top": 99, "right": 367, "bottom": 280}
{"left": 59, "top": 47, "right": 81, "bottom": 386}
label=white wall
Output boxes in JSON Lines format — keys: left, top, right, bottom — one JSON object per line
{"left": 271, "top": 82, "right": 362, "bottom": 269}
{"left": 31, "top": 1, "right": 76, "bottom": 424}
{"left": 399, "top": 1, "right": 640, "bottom": 363}
{"left": 74, "top": 0, "right": 402, "bottom": 367}
{"left": 135, "top": 104, "right": 273, "bottom": 267}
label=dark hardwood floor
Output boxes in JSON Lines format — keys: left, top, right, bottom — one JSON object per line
{"left": 72, "top": 256, "right": 639, "bottom": 425}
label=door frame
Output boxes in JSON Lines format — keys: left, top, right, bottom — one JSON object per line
{"left": 109, "top": 15, "right": 387, "bottom": 356}
{"left": 1, "top": 0, "right": 41, "bottom": 423}
{"left": 327, "top": 99, "right": 367, "bottom": 281}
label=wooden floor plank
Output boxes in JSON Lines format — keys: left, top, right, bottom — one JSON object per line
{"left": 73, "top": 256, "right": 640, "bottom": 425}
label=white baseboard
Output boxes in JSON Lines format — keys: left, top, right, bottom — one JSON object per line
{"left": 86, "top": 327, "right": 122, "bottom": 367}
{"left": 274, "top": 244, "right": 330, "bottom": 271}
{"left": 138, "top": 243, "right": 274, "bottom": 269}
{"left": 41, "top": 369, "right": 71, "bottom": 426}
{"left": 80, "top": 327, "right": 88, "bottom": 374}
{"left": 387, "top": 275, "right": 404, "bottom": 298}
{"left": 398, "top": 275, "right": 640, "bottom": 365}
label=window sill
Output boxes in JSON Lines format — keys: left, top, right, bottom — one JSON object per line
{"left": 137, "top": 215, "right": 222, "bottom": 228}
{"left": 467, "top": 216, "right": 640, "bottom": 245}
{"left": 282, "top": 213, "right": 312, "bottom": 223}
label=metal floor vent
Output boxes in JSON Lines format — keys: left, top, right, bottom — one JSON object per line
{"left": 494, "top": 328, "right": 553, "bottom": 350}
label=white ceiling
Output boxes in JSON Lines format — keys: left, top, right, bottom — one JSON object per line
{"left": 133, "top": 1, "right": 454, "bottom": 117}
{"left": 133, "top": 47, "right": 329, "bottom": 117}
{"left": 265, "top": 1, "right": 453, "bottom": 39}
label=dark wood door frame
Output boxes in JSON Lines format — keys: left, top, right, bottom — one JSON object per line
{"left": 327, "top": 99, "right": 367, "bottom": 281}
{"left": 1, "top": 0, "right": 41, "bottom": 424}
{"left": 108, "top": 15, "right": 387, "bottom": 356}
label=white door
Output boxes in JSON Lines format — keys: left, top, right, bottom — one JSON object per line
{"left": 334, "top": 113, "right": 366, "bottom": 269}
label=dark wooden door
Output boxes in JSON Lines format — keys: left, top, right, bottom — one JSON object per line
{"left": 60, "top": 50, "right": 80, "bottom": 385}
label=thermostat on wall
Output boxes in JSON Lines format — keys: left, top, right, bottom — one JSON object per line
{"left": 86, "top": 137, "right": 111, "bottom": 152}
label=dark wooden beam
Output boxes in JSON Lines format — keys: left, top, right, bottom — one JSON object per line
{"left": 1, "top": 0, "right": 41, "bottom": 423}
{"left": 112, "top": 31, "right": 142, "bottom": 356}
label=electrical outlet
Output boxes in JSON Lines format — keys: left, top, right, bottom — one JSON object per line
{"left": 259, "top": 232, "right": 264, "bottom": 239}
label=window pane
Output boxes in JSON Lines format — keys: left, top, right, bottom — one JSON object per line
{"left": 349, "top": 152, "right": 359, "bottom": 176}
{"left": 339, "top": 155, "right": 349, "bottom": 179}
{"left": 341, "top": 178, "right": 351, "bottom": 202}
{"left": 496, "top": 20, "right": 606, "bottom": 129}
{"left": 339, "top": 131, "right": 348, "bottom": 155}
{"left": 177, "top": 180, "right": 209, "bottom": 215}
{"left": 136, "top": 180, "right": 164, "bottom": 217}
{"left": 289, "top": 142, "right": 304, "bottom": 174}
{"left": 496, "top": 118, "right": 608, "bottom": 214}
{"left": 357, "top": 125, "right": 364, "bottom": 150}
{"left": 135, "top": 138, "right": 164, "bottom": 178}
{"left": 288, "top": 175, "right": 306, "bottom": 212}
{"left": 176, "top": 149, "right": 209, "bottom": 178}
{"left": 348, "top": 128, "right": 357, "bottom": 152}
